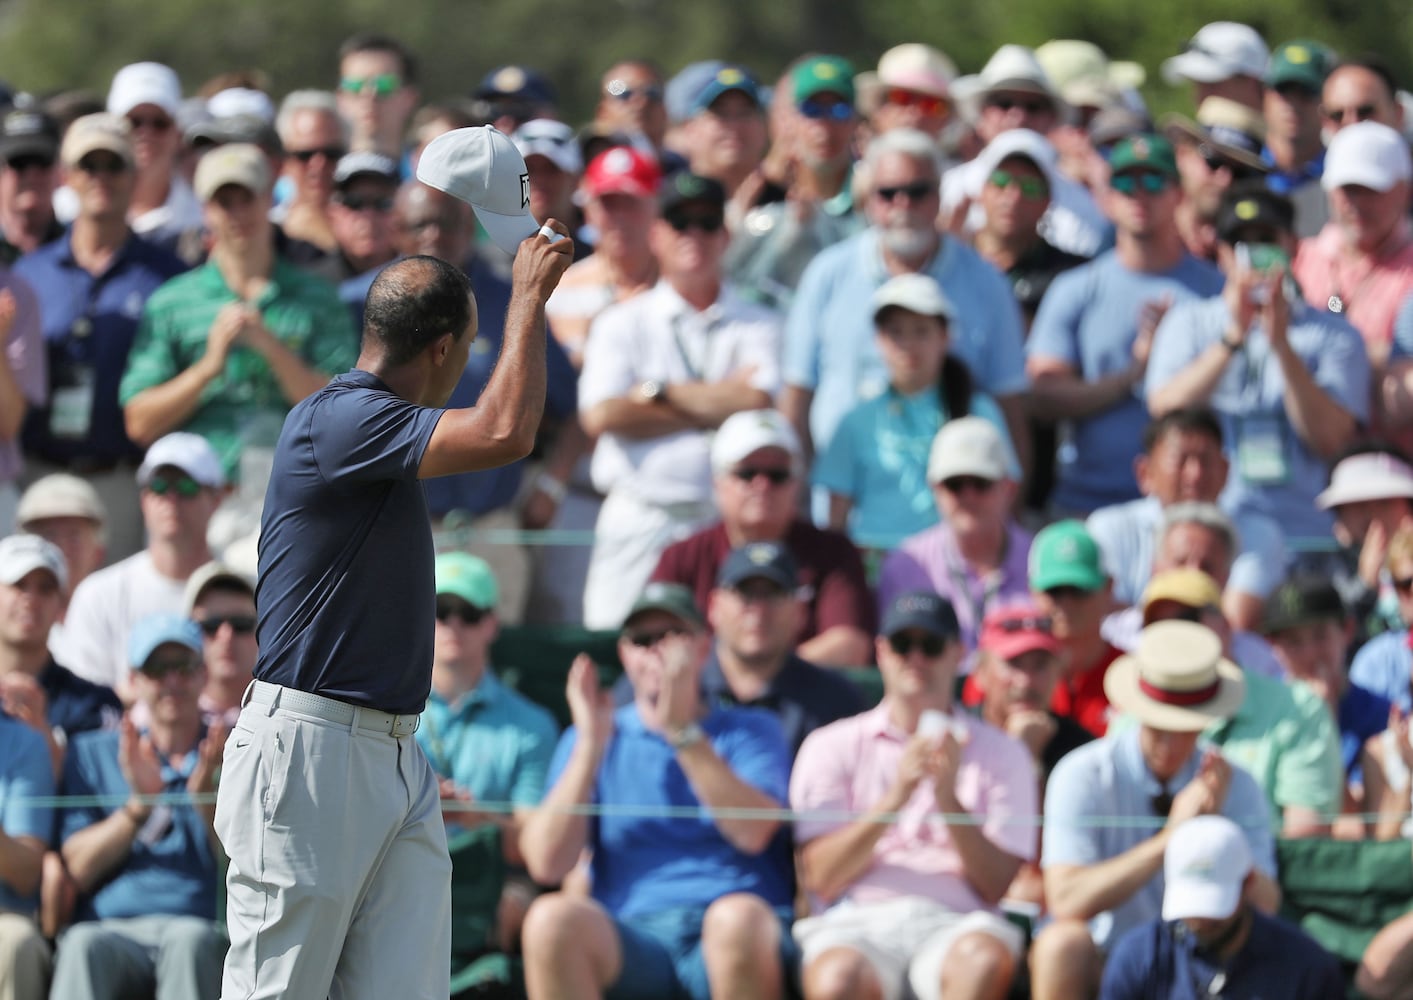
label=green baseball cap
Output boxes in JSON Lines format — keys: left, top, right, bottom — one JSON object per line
{"left": 435, "top": 552, "right": 498, "bottom": 610}
{"left": 1029, "top": 520, "right": 1107, "bottom": 593}
{"left": 623, "top": 582, "right": 705, "bottom": 631}
{"left": 1265, "top": 40, "right": 1336, "bottom": 93}
{"left": 1108, "top": 133, "right": 1178, "bottom": 179}
{"left": 793, "top": 55, "right": 856, "bottom": 104}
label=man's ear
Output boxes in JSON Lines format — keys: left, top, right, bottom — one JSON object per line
{"left": 430, "top": 332, "right": 455, "bottom": 366}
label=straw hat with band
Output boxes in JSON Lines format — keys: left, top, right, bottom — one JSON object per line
{"left": 1104, "top": 620, "right": 1245, "bottom": 732}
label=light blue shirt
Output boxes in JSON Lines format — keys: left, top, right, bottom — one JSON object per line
{"left": 783, "top": 230, "right": 1027, "bottom": 456}
{"left": 1086, "top": 495, "right": 1290, "bottom": 605}
{"left": 1145, "top": 296, "right": 1370, "bottom": 539}
{"left": 1349, "top": 630, "right": 1413, "bottom": 715}
{"left": 416, "top": 670, "right": 559, "bottom": 810}
{"left": 1391, "top": 294, "right": 1413, "bottom": 359}
{"left": 813, "top": 385, "right": 1015, "bottom": 547}
{"left": 1042, "top": 727, "right": 1275, "bottom": 950}
{"left": 0, "top": 714, "right": 53, "bottom": 915}
{"left": 1029, "top": 252, "right": 1224, "bottom": 513}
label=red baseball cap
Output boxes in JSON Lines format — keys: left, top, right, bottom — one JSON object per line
{"left": 979, "top": 601, "right": 1062, "bottom": 661}
{"left": 581, "top": 145, "right": 661, "bottom": 200}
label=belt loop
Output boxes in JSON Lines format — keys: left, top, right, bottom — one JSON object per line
{"left": 347, "top": 705, "right": 362, "bottom": 735}
{"left": 240, "top": 679, "right": 257, "bottom": 708}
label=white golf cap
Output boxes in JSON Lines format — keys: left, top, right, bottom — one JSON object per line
{"left": 872, "top": 273, "right": 955, "bottom": 323}
{"left": 1162, "top": 23, "right": 1269, "bottom": 85}
{"left": 711, "top": 409, "right": 803, "bottom": 475}
{"left": 17, "top": 474, "right": 107, "bottom": 528}
{"left": 974, "top": 128, "right": 1061, "bottom": 195}
{"left": 927, "top": 417, "right": 1010, "bottom": 483}
{"left": 512, "top": 119, "right": 583, "bottom": 176}
{"left": 107, "top": 62, "right": 182, "bottom": 118}
{"left": 1322, "top": 122, "right": 1413, "bottom": 193}
{"left": 205, "top": 87, "right": 275, "bottom": 125}
{"left": 976, "top": 44, "right": 1059, "bottom": 102}
{"left": 0, "top": 534, "right": 68, "bottom": 590}
{"left": 417, "top": 125, "right": 539, "bottom": 255}
{"left": 138, "top": 432, "right": 227, "bottom": 490}
{"left": 1316, "top": 452, "right": 1413, "bottom": 509}
{"left": 1162, "top": 815, "right": 1252, "bottom": 921}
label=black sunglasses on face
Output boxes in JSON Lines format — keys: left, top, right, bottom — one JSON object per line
{"left": 874, "top": 181, "right": 934, "bottom": 203}
{"left": 290, "top": 146, "right": 346, "bottom": 163}
{"left": 335, "top": 193, "right": 394, "bottom": 212}
{"left": 625, "top": 626, "right": 691, "bottom": 648}
{"left": 140, "top": 653, "right": 201, "bottom": 679}
{"left": 435, "top": 597, "right": 488, "bottom": 626}
{"left": 732, "top": 466, "right": 791, "bottom": 486}
{"left": 986, "top": 96, "right": 1052, "bottom": 115}
{"left": 941, "top": 475, "right": 996, "bottom": 495}
{"left": 197, "top": 615, "right": 256, "bottom": 636}
{"left": 665, "top": 212, "right": 724, "bottom": 234}
{"left": 888, "top": 632, "right": 946, "bottom": 657}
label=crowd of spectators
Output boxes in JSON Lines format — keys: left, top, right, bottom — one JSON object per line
{"left": 2, "top": 21, "right": 1413, "bottom": 1000}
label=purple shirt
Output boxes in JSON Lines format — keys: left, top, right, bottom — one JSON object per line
{"left": 877, "top": 521, "right": 1034, "bottom": 652}
{"left": 1, "top": 267, "right": 44, "bottom": 484}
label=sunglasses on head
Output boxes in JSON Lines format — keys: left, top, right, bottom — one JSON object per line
{"left": 665, "top": 211, "right": 724, "bottom": 234}
{"left": 989, "top": 169, "right": 1048, "bottom": 199}
{"left": 941, "top": 475, "right": 995, "bottom": 495}
{"left": 435, "top": 596, "right": 488, "bottom": 626}
{"left": 995, "top": 614, "right": 1053, "bottom": 634}
{"left": 140, "top": 652, "right": 200, "bottom": 679}
{"left": 76, "top": 155, "right": 127, "bottom": 176}
{"left": 335, "top": 193, "right": 394, "bottom": 212}
{"left": 625, "top": 625, "right": 691, "bottom": 648}
{"left": 1324, "top": 103, "right": 1377, "bottom": 126}
{"left": 7, "top": 153, "right": 53, "bottom": 172}
{"left": 1110, "top": 171, "right": 1170, "bottom": 196}
{"left": 732, "top": 466, "right": 791, "bottom": 486}
{"left": 339, "top": 74, "right": 402, "bottom": 98}
{"left": 799, "top": 99, "right": 854, "bottom": 122}
{"left": 884, "top": 88, "right": 948, "bottom": 116}
{"left": 197, "top": 615, "right": 256, "bottom": 636}
{"left": 986, "top": 96, "right": 1052, "bottom": 116}
{"left": 290, "top": 146, "right": 346, "bottom": 164}
{"left": 605, "top": 80, "right": 663, "bottom": 103}
{"left": 874, "top": 180, "right": 934, "bottom": 203}
{"left": 128, "top": 113, "right": 173, "bottom": 132}
{"left": 888, "top": 632, "right": 946, "bottom": 657}
{"left": 146, "top": 475, "right": 202, "bottom": 498}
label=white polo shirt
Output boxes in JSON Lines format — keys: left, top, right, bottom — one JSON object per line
{"left": 578, "top": 280, "right": 781, "bottom": 505}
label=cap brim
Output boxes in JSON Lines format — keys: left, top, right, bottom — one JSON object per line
{"left": 1103, "top": 655, "right": 1246, "bottom": 732}
{"left": 1317, "top": 478, "right": 1413, "bottom": 509}
{"left": 474, "top": 205, "right": 541, "bottom": 256}
{"left": 984, "top": 633, "right": 1063, "bottom": 661}
{"left": 1, "top": 137, "right": 56, "bottom": 160}
{"left": 0, "top": 555, "right": 63, "bottom": 588}
{"left": 1163, "top": 879, "right": 1242, "bottom": 921}
{"left": 1162, "top": 54, "right": 1232, "bottom": 85}
{"left": 1322, "top": 166, "right": 1399, "bottom": 193}
{"left": 585, "top": 177, "right": 657, "bottom": 200}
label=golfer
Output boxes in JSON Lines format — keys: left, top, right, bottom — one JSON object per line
{"left": 213, "top": 130, "right": 573, "bottom": 997}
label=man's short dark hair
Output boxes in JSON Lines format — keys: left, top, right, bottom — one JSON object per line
{"left": 339, "top": 32, "right": 419, "bottom": 86}
{"left": 1143, "top": 406, "right": 1225, "bottom": 453}
{"left": 362, "top": 256, "right": 472, "bottom": 366}
{"left": 1328, "top": 55, "right": 1401, "bottom": 101}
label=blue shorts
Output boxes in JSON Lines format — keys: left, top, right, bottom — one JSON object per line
{"left": 607, "top": 903, "right": 800, "bottom": 1000}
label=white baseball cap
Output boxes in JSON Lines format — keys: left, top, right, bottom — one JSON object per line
{"left": 17, "top": 474, "right": 107, "bottom": 528}
{"left": 205, "top": 87, "right": 275, "bottom": 124}
{"left": 1322, "top": 122, "right": 1413, "bottom": 193}
{"left": 974, "top": 128, "right": 1062, "bottom": 196}
{"left": 711, "top": 409, "right": 803, "bottom": 475}
{"left": 1161, "top": 23, "right": 1269, "bottom": 85}
{"left": 1316, "top": 451, "right": 1413, "bottom": 509}
{"left": 417, "top": 125, "right": 539, "bottom": 255}
{"left": 107, "top": 62, "right": 182, "bottom": 118}
{"left": 927, "top": 417, "right": 1011, "bottom": 483}
{"left": 1162, "top": 815, "right": 1252, "bottom": 921}
{"left": 872, "top": 273, "right": 956, "bottom": 323}
{"left": 512, "top": 119, "right": 583, "bottom": 176}
{"left": 0, "top": 534, "right": 68, "bottom": 590}
{"left": 138, "top": 432, "right": 227, "bottom": 490}
{"left": 975, "top": 44, "right": 1059, "bottom": 102}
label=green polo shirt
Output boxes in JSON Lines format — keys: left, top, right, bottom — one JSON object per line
{"left": 119, "top": 257, "right": 358, "bottom": 480}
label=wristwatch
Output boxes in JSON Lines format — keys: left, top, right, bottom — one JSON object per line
{"left": 667, "top": 722, "right": 706, "bottom": 750}
{"left": 639, "top": 379, "right": 666, "bottom": 403}
{"left": 1219, "top": 332, "right": 1244, "bottom": 353}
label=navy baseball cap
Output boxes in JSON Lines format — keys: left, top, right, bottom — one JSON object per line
{"left": 881, "top": 591, "right": 960, "bottom": 639}
{"left": 475, "top": 65, "right": 557, "bottom": 107}
{"left": 717, "top": 542, "right": 798, "bottom": 591}
{"left": 690, "top": 64, "right": 763, "bottom": 117}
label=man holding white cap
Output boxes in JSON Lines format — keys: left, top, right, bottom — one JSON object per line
{"left": 105, "top": 62, "right": 202, "bottom": 256}
{"left": 120, "top": 143, "right": 358, "bottom": 486}
{"left": 1101, "top": 815, "right": 1343, "bottom": 998}
{"left": 652, "top": 408, "right": 875, "bottom": 667}
{"left": 216, "top": 124, "right": 573, "bottom": 1000}
{"left": 1161, "top": 23, "right": 1270, "bottom": 113}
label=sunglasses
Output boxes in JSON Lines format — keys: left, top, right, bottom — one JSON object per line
{"left": 874, "top": 181, "right": 934, "bottom": 203}
{"left": 1151, "top": 790, "right": 1174, "bottom": 818}
{"left": 625, "top": 625, "right": 691, "bottom": 648}
{"left": 1324, "top": 103, "right": 1377, "bottom": 126}
{"left": 76, "top": 155, "right": 128, "bottom": 176}
{"left": 988, "top": 169, "right": 1048, "bottom": 199}
{"left": 197, "top": 615, "right": 256, "bottom": 636}
{"left": 1110, "top": 171, "right": 1170, "bottom": 196}
{"left": 985, "top": 96, "right": 1053, "bottom": 116}
{"left": 799, "top": 99, "right": 854, "bottom": 122}
{"left": 665, "top": 211, "right": 724, "bottom": 234}
{"left": 884, "top": 88, "right": 948, "bottom": 117}
{"left": 7, "top": 153, "right": 53, "bottom": 172}
{"left": 995, "top": 614, "right": 1053, "bottom": 634}
{"left": 290, "top": 146, "right": 346, "bottom": 163}
{"left": 605, "top": 80, "right": 663, "bottom": 103}
{"left": 730, "top": 581, "right": 792, "bottom": 603}
{"left": 127, "top": 114, "right": 173, "bottom": 132}
{"left": 732, "top": 466, "right": 791, "bottom": 486}
{"left": 335, "top": 193, "right": 394, "bottom": 212}
{"left": 1273, "top": 83, "right": 1319, "bottom": 102}
{"left": 941, "top": 475, "right": 995, "bottom": 494}
{"left": 340, "top": 74, "right": 402, "bottom": 98}
{"left": 140, "top": 652, "right": 201, "bottom": 679}
{"left": 1392, "top": 576, "right": 1413, "bottom": 594}
{"left": 888, "top": 632, "right": 947, "bottom": 657}
{"left": 435, "top": 597, "right": 488, "bottom": 626}
{"left": 146, "top": 475, "right": 202, "bottom": 498}
{"left": 1043, "top": 585, "right": 1091, "bottom": 602}
{"left": 1199, "top": 149, "right": 1258, "bottom": 179}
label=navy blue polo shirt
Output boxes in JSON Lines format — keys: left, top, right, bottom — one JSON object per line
{"left": 1100, "top": 910, "right": 1345, "bottom": 1000}
{"left": 255, "top": 369, "right": 444, "bottom": 714}
{"left": 16, "top": 231, "right": 186, "bottom": 465}
{"left": 41, "top": 658, "right": 121, "bottom": 738}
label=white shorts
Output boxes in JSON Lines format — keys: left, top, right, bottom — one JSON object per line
{"left": 793, "top": 897, "right": 1024, "bottom": 1000}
